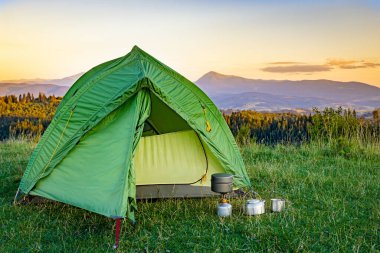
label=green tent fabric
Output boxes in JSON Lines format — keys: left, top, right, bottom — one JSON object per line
{"left": 19, "top": 46, "right": 251, "bottom": 219}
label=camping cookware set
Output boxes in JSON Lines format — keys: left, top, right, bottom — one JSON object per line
{"left": 211, "top": 173, "right": 286, "bottom": 217}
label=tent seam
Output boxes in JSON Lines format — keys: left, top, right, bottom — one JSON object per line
{"left": 117, "top": 87, "right": 147, "bottom": 218}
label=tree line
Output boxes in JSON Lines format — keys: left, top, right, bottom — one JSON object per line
{"left": 0, "top": 93, "right": 379, "bottom": 144}
{"left": 0, "top": 93, "right": 61, "bottom": 140}
{"left": 225, "top": 108, "right": 380, "bottom": 145}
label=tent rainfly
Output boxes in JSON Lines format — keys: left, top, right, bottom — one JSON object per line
{"left": 17, "top": 46, "right": 251, "bottom": 220}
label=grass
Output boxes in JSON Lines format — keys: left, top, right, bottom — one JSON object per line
{"left": 1, "top": 139, "right": 379, "bottom": 252}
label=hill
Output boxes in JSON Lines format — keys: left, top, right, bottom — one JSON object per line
{"left": 1, "top": 71, "right": 380, "bottom": 112}
{"left": 0, "top": 83, "right": 69, "bottom": 97}
{"left": 1, "top": 73, "right": 83, "bottom": 86}
{"left": 195, "top": 71, "right": 380, "bottom": 112}
{"left": 0, "top": 73, "right": 82, "bottom": 97}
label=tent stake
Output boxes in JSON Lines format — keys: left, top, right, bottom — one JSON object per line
{"left": 13, "top": 187, "right": 20, "bottom": 205}
{"left": 113, "top": 218, "right": 121, "bottom": 250}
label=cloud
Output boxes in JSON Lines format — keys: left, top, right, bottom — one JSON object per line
{"left": 268, "top": 61, "right": 303, "bottom": 65}
{"left": 363, "top": 62, "right": 380, "bottom": 68}
{"left": 261, "top": 65, "right": 332, "bottom": 73}
{"left": 326, "top": 59, "right": 380, "bottom": 69}
{"left": 326, "top": 59, "right": 358, "bottom": 66}
{"left": 261, "top": 59, "right": 380, "bottom": 73}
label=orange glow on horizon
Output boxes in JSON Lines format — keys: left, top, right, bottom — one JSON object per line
{"left": 0, "top": 1, "right": 379, "bottom": 87}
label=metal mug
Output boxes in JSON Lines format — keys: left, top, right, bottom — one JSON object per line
{"left": 271, "top": 199, "right": 285, "bottom": 212}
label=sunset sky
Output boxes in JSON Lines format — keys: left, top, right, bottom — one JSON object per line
{"left": 1, "top": 0, "right": 379, "bottom": 86}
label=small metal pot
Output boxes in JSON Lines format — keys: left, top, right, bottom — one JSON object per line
{"left": 271, "top": 199, "right": 285, "bottom": 212}
{"left": 246, "top": 199, "right": 265, "bottom": 215}
{"left": 211, "top": 173, "right": 233, "bottom": 194}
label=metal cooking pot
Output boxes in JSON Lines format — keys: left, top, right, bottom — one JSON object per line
{"left": 211, "top": 173, "right": 233, "bottom": 194}
{"left": 246, "top": 199, "right": 265, "bottom": 215}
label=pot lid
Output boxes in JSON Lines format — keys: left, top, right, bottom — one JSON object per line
{"left": 211, "top": 173, "right": 233, "bottom": 183}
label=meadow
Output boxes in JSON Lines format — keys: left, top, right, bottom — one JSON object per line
{"left": 1, "top": 138, "right": 379, "bottom": 252}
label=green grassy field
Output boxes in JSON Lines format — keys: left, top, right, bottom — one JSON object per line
{"left": 1, "top": 140, "right": 379, "bottom": 252}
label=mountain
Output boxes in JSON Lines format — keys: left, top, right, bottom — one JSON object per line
{"left": 210, "top": 92, "right": 378, "bottom": 113}
{"left": 195, "top": 71, "right": 380, "bottom": 113}
{"left": 0, "top": 73, "right": 83, "bottom": 97}
{"left": 1, "top": 73, "right": 83, "bottom": 86}
{"left": 0, "top": 83, "right": 69, "bottom": 97}
{"left": 1, "top": 71, "right": 379, "bottom": 113}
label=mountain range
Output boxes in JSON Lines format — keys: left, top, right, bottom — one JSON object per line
{"left": 0, "top": 73, "right": 82, "bottom": 97}
{"left": 1, "top": 71, "right": 379, "bottom": 113}
{"left": 195, "top": 71, "right": 380, "bottom": 113}
{"left": 1, "top": 73, "right": 83, "bottom": 86}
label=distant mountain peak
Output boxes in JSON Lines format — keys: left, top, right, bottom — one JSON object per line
{"left": 195, "top": 71, "right": 380, "bottom": 113}
{"left": 205, "top": 70, "right": 218, "bottom": 76}
{"left": 197, "top": 71, "right": 248, "bottom": 85}
{"left": 199, "top": 71, "right": 222, "bottom": 80}
{"left": 0, "top": 72, "right": 84, "bottom": 86}
{"left": 0, "top": 73, "right": 84, "bottom": 97}
{"left": 201, "top": 71, "right": 240, "bottom": 79}
{"left": 1, "top": 71, "right": 379, "bottom": 113}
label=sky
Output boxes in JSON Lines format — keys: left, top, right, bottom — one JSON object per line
{"left": 0, "top": 0, "right": 380, "bottom": 86}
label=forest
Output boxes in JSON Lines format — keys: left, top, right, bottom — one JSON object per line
{"left": 0, "top": 93, "right": 61, "bottom": 140}
{"left": 226, "top": 108, "right": 380, "bottom": 145}
{"left": 0, "top": 93, "right": 379, "bottom": 144}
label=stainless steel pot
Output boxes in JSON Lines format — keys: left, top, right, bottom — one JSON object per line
{"left": 246, "top": 199, "right": 265, "bottom": 215}
{"left": 211, "top": 173, "right": 233, "bottom": 194}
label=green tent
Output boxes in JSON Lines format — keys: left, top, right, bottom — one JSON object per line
{"left": 18, "top": 46, "right": 251, "bottom": 220}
